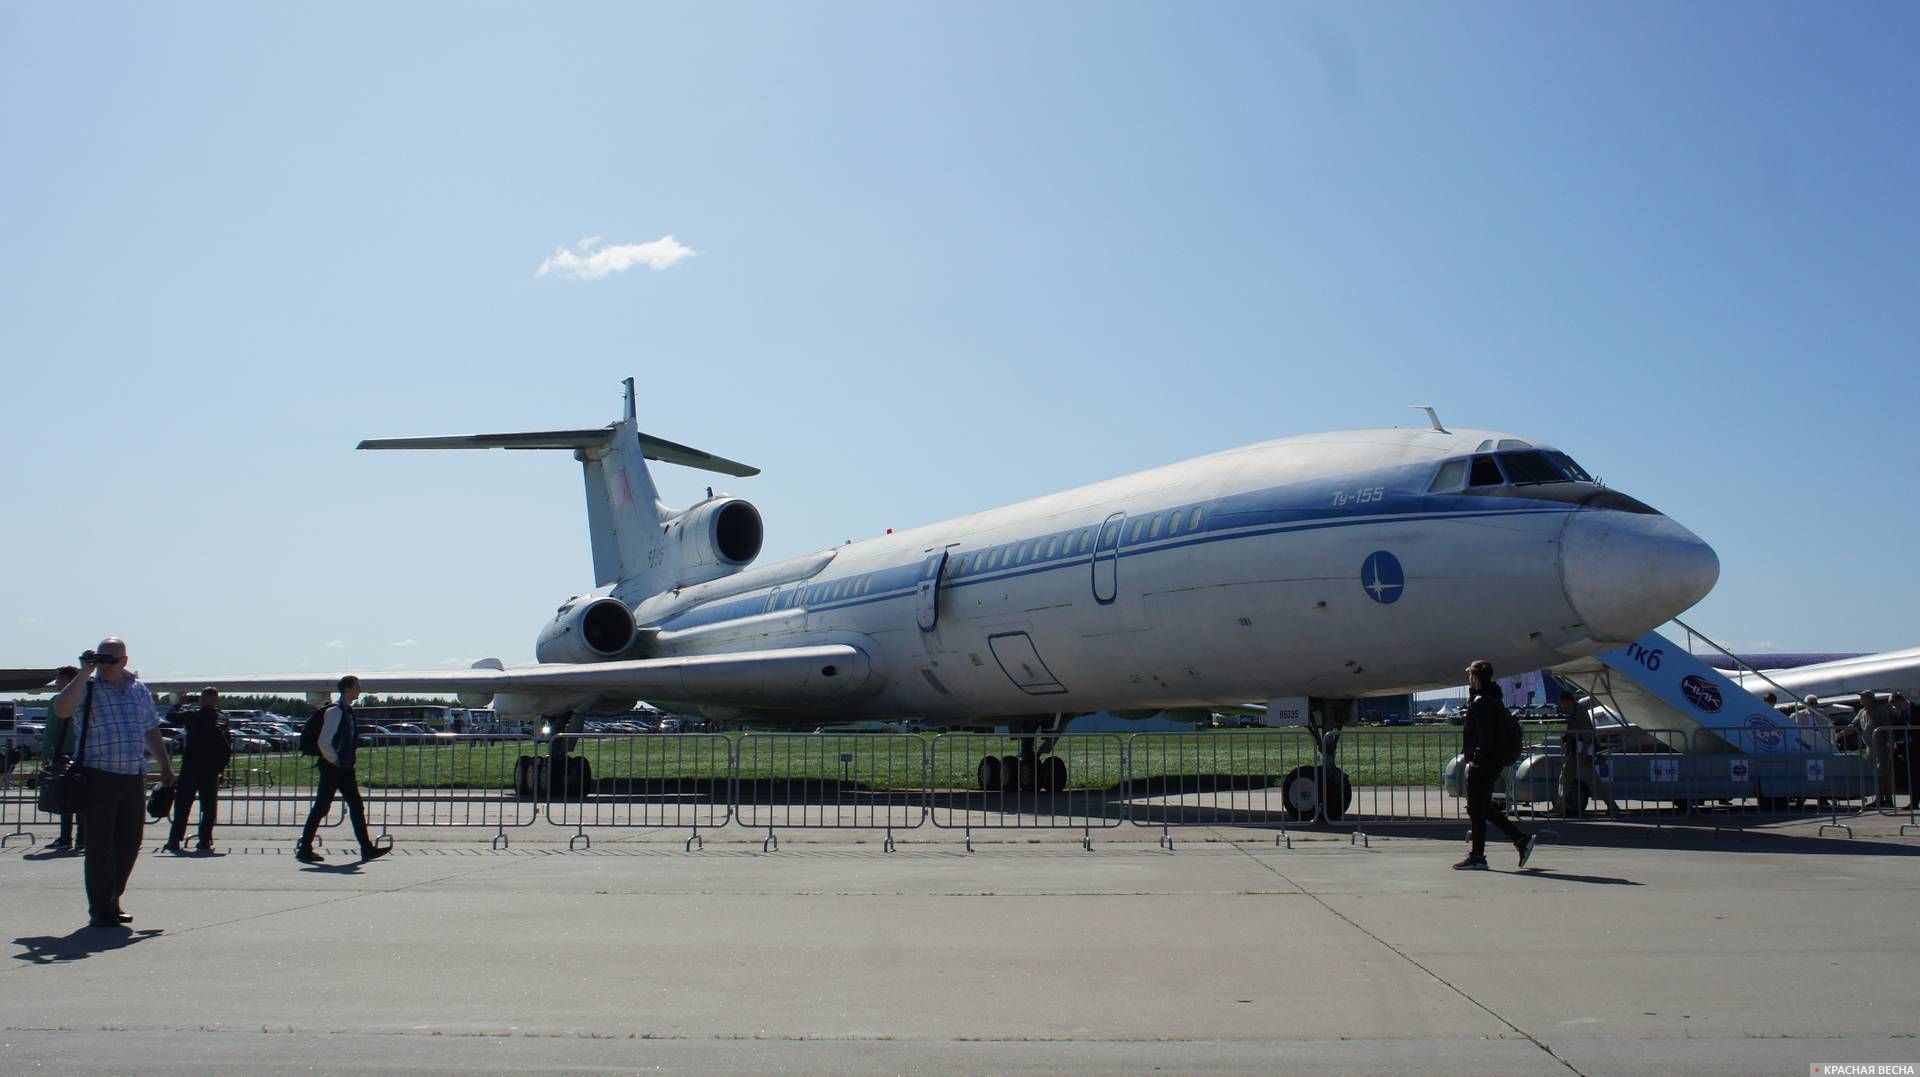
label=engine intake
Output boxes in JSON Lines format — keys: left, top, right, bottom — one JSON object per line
{"left": 667, "top": 497, "right": 764, "bottom": 587}
{"left": 535, "top": 596, "right": 637, "bottom": 664}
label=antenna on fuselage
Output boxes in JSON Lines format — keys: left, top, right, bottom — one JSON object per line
{"left": 1410, "top": 405, "right": 1448, "bottom": 433}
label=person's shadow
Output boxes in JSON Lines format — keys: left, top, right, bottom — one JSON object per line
{"left": 1516, "top": 868, "right": 1641, "bottom": 885}
{"left": 299, "top": 862, "right": 364, "bottom": 874}
{"left": 14, "top": 926, "right": 163, "bottom": 965}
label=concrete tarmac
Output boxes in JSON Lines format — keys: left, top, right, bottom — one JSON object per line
{"left": 3, "top": 815, "right": 1917, "bottom": 1076}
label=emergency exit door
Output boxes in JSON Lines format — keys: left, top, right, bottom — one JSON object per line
{"left": 1091, "top": 512, "right": 1124, "bottom": 604}
{"left": 916, "top": 550, "right": 948, "bottom": 631}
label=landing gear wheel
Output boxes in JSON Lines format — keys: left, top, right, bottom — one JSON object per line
{"left": 513, "top": 757, "right": 538, "bottom": 801}
{"left": 1000, "top": 755, "right": 1022, "bottom": 792}
{"left": 977, "top": 755, "right": 1002, "bottom": 792}
{"left": 1757, "top": 795, "right": 1792, "bottom": 812}
{"left": 555, "top": 756, "right": 593, "bottom": 801}
{"left": 1281, "top": 766, "right": 1352, "bottom": 821}
{"left": 1042, "top": 756, "right": 1068, "bottom": 793}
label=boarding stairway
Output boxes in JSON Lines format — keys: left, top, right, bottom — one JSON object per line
{"left": 1551, "top": 622, "right": 1820, "bottom": 755}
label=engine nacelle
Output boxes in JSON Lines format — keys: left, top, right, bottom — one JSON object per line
{"left": 535, "top": 596, "right": 637, "bottom": 664}
{"left": 666, "top": 497, "right": 763, "bottom": 587}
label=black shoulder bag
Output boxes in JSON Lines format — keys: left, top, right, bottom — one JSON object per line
{"left": 36, "top": 684, "right": 92, "bottom": 815}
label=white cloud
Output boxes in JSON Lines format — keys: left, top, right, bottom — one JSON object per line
{"left": 324, "top": 640, "right": 345, "bottom": 649}
{"left": 391, "top": 639, "right": 418, "bottom": 648}
{"left": 536, "top": 235, "right": 696, "bottom": 280}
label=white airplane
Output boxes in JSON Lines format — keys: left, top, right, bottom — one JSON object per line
{"left": 117, "top": 380, "right": 1717, "bottom": 791}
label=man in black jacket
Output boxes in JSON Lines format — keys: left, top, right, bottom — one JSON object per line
{"left": 296, "top": 675, "right": 389, "bottom": 865}
{"left": 1456, "top": 659, "right": 1538, "bottom": 871}
{"left": 164, "top": 687, "right": 232, "bottom": 854}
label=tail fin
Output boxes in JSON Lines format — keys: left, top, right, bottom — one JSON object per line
{"left": 358, "top": 378, "right": 758, "bottom": 589}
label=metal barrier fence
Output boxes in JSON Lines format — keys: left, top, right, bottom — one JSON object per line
{"left": 734, "top": 733, "right": 927, "bottom": 851}
{"left": 542, "top": 733, "right": 732, "bottom": 850}
{"left": 6, "top": 726, "right": 1915, "bottom": 853}
{"left": 356, "top": 735, "right": 539, "bottom": 849}
{"left": 1125, "top": 730, "right": 1312, "bottom": 846}
{"left": 927, "top": 734, "right": 1127, "bottom": 850}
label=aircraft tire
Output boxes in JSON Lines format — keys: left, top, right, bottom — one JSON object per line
{"left": 1281, "top": 765, "right": 1353, "bottom": 821}
{"left": 513, "top": 757, "right": 538, "bottom": 801}
{"left": 977, "top": 756, "right": 1002, "bottom": 792}
{"left": 1042, "top": 756, "right": 1067, "bottom": 792}
{"left": 1000, "top": 755, "right": 1022, "bottom": 792}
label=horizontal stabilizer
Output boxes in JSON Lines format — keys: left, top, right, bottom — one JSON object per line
{"left": 0, "top": 668, "right": 56, "bottom": 692}
{"left": 359, "top": 428, "right": 758, "bottom": 477}
{"left": 141, "top": 644, "right": 873, "bottom": 710}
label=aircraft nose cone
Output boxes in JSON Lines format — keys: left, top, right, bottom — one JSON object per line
{"left": 1560, "top": 509, "right": 1719, "bottom": 642}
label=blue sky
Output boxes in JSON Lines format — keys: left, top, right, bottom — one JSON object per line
{"left": 3, "top": 3, "right": 1916, "bottom": 684}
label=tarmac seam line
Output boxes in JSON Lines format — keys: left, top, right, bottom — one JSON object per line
{"left": 1223, "top": 836, "right": 1587, "bottom": 1077}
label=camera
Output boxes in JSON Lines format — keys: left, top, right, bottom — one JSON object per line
{"left": 80, "top": 650, "right": 97, "bottom": 665}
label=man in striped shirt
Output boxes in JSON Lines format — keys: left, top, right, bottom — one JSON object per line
{"left": 50, "top": 637, "right": 176, "bottom": 929}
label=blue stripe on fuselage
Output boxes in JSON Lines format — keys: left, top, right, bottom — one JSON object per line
{"left": 656, "top": 472, "right": 1588, "bottom": 632}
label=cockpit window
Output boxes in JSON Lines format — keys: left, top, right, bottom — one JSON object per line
{"left": 1496, "top": 451, "right": 1565, "bottom": 485}
{"left": 1547, "top": 451, "right": 1592, "bottom": 482}
{"left": 1496, "top": 438, "right": 1532, "bottom": 450}
{"left": 1428, "top": 459, "right": 1469, "bottom": 493}
{"left": 1498, "top": 449, "right": 1594, "bottom": 485}
{"left": 1467, "top": 455, "right": 1504, "bottom": 487}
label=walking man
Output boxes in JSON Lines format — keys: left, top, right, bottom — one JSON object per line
{"left": 164, "top": 687, "right": 231, "bottom": 854}
{"left": 1557, "top": 689, "right": 1621, "bottom": 818}
{"left": 1455, "top": 659, "right": 1537, "bottom": 871}
{"left": 49, "top": 638, "right": 175, "bottom": 928}
{"left": 296, "top": 675, "right": 389, "bottom": 864}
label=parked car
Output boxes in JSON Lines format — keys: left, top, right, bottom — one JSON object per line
{"left": 356, "top": 724, "right": 396, "bottom": 747}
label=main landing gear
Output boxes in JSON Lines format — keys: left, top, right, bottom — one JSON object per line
{"left": 1277, "top": 718, "right": 1355, "bottom": 822}
{"left": 976, "top": 735, "right": 1069, "bottom": 793}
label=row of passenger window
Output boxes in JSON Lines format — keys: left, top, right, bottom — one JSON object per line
{"left": 772, "top": 575, "right": 880, "bottom": 610}
{"left": 941, "top": 504, "right": 1208, "bottom": 581}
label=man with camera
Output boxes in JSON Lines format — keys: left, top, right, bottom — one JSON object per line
{"left": 50, "top": 638, "right": 175, "bottom": 929}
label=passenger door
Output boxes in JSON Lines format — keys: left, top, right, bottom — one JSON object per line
{"left": 916, "top": 550, "right": 948, "bottom": 631}
{"left": 1091, "top": 512, "right": 1124, "bottom": 604}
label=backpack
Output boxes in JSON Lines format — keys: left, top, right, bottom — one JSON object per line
{"left": 300, "top": 709, "right": 327, "bottom": 757}
{"left": 1490, "top": 695, "right": 1524, "bottom": 767}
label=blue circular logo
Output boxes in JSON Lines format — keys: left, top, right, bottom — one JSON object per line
{"left": 1680, "top": 675, "right": 1723, "bottom": 713}
{"left": 1361, "top": 551, "right": 1404, "bottom": 605}
{"left": 1746, "top": 714, "right": 1784, "bottom": 750}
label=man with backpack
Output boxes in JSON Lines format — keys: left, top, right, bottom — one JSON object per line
{"left": 295, "top": 675, "right": 389, "bottom": 865}
{"left": 1455, "top": 659, "right": 1538, "bottom": 871}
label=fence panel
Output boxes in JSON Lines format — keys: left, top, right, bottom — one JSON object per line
{"left": 928, "top": 733, "right": 1126, "bottom": 850}
{"left": 1336, "top": 728, "right": 1467, "bottom": 825}
{"left": 541, "top": 733, "right": 733, "bottom": 849}
{"left": 1125, "top": 731, "right": 1312, "bottom": 843}
{"left": 734, "top": 733, "right": 927, "bottom": 850}
{"left": 354, "top": 734, "right": 539, "bottom": 847}
{"left": 206, "top": 749, "right": 341, "bottom": 831}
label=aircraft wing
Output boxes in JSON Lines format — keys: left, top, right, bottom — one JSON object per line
{"left": 139, "top": 645, "right": 876, "bottom": 710}
{"left": 1, "top": 668, "right": 60, "bottom": 692}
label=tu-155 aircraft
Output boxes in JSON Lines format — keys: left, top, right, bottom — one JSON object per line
{"left": 105, "top": 379, "right": 1717, "bottom": 793}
